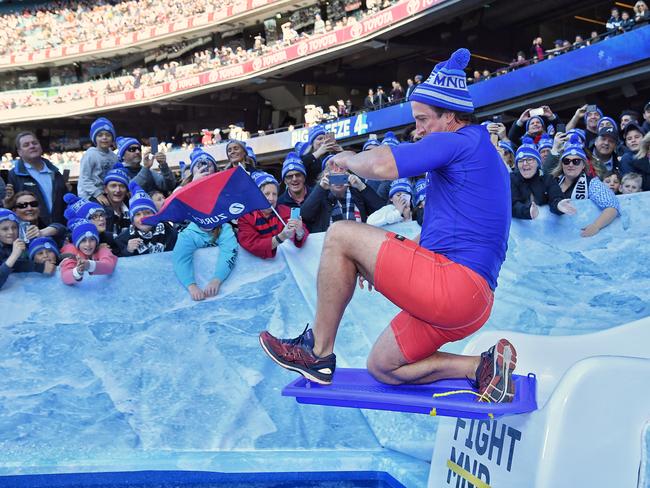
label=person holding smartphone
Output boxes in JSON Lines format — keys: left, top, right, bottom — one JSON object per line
{"left": 300, "top": 156, "right": 384, "bottom": 233}
{"left": 507, "top": 105, "right": 560, "bottom": 146}
{"left": 115, "top": 136, "right": 177, "bottom": 194}
{"left": 297, "top": 125, "right": 343, "bottom": 186}
{"left": 260, "top": 49, "right": 518, "bottom": 404}
{"left": 237, "top": 171, "right": 308, "bottom": 259}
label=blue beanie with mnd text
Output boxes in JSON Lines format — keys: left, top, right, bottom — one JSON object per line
{"left": 515, "top": 136, "right": 542, "bottom": 167}
{"left": 103, "top": 162, "right": 130, "bottom": 187}
{"left": 252, "top": 171, "right": 278, "bottom": 189}
{"left": 128, "top": 181, "right": 157, "bottom": 219}
{"left": 63, "top": 193, "right": 104, "bottom": 221}
{"left": 281, "top": 152, "right": 306, "bottom": 179}
{"left": 409, "top": 48, "right": 474, "bottom": 113}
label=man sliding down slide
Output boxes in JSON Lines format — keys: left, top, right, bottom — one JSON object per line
{"left": 260, "top": 48, "right": 517, "bottom": 403}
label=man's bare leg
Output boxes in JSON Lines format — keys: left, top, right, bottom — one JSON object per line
{"left": 367, "top": 326, "right": 481, "bottom": 385}
{"left": 310, "top": 221, "right": 389, "bottom": 357}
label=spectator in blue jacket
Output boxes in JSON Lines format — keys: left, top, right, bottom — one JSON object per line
{"left": 173, "top": 220, "right": 238, "bottom": 301}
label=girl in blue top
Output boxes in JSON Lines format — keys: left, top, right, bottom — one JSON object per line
{"left": 173, "top": 222, "right": 238, "bottom": 301}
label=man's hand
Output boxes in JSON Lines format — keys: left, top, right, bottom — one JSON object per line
{"left": 581, "top": 223, "right": 600, "bottom": 237}
{"left": 143, "top": 153, "right": 154, "bottom": 169}
{"left": 517, "top": 108, "right": 531, "bottom": 125}
{"left": 572, "top": 104, "right": 588, "bottom": 121}
{"left": 552, "top": 132, "right": 568, "bottom": 153}
{"left": 557, "top": 199, "right": 577, "bottom": 215}
{"left": 542, "top": 105, "right": 555, "bottom": 119}
{"left": 288, "top": 218, "right": 305, "bottom": 240}
{"left": 348, "top": 173, "right": 366, "bottom": 191}
{"left": 25, "top": 225, "right": 40, "bottom": 241}
{"left": 203, "top": 279, "right": 221, "bottom": 297}
{"left": 279, "top": 223, "right": 296, "bottom": 241}
{"left": 188, "top": 283, "right": 205, "bottom": 301}
{"left": 328, "top": 150, "right": 356, "bottom": 172}
{"left": 127, "top": 238, "right": 143, "bottom": 253}
{"left": 96, "top": 194, "right": 110, "bottom": 206}
{"left": 319, "top": 173, "right": 330, "bottom": 190}
{"left": 155, "top": 152, "right": 167, "bottom": 167}
{"left": 3, "top": 183, "right": 14, "bottom": 205}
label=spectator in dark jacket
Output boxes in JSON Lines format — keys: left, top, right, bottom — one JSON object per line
{"left": 116, "top": 136, "right": 177, "bottom": 193}
{"left": 301, "top": 156, "right": 384, "bottom": 233}
{"left": 508, "top": 106, "right": 560, "bottom": 146}
{"left": 297, "top": 125, "right": 342, "bottom": 187}
{"left": 510, "top": 138, "right": 568, "bottom": 219}
{"left": 5, "top": 132, "right": 66, "bottom": 225}
{"left": 278, "top": 152, "right": 311, "bottom": 208}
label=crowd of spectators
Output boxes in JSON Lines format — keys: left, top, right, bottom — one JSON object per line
{"left": 0, "top": 0, "right": 239, "bottom": 56}
{"left": 0, "top": 0, "right": 392, "bottom": 111}
{"left": 1, "top": 89, "right": 648, "bottom": 294}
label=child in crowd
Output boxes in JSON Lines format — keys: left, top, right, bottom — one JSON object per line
{"left": 78, "top": 117, "right": 118, "bottom": 203}
{"left": 116, "top": 182, "right": 177, "bottom": 257}
{"left": 64, "top": 193, "right": 120, "bottom": 255}
{"left": 238, "top": 171, "right": 308, "bottom": 259}
{"left": 602, "top": 171, "right": 621, "bottom": 194}
{"left": 367, "top": 178, "right": 413, "bottom": 226}
{"left": 28, "top": 237, "right": 60, "bottom": 267}
{"left": 172, "top": 219, "right": 238, "bottom": 301}
{"left": 60, "top": 218, "right": 118, "bottom": 285}
{"left": 620, "top": 172, "right": 643, "bottom": 194}
{"left": 0, "top": 209, "right": 56, "bottom": 289}
{"left": 150, "top": 190, "right": 166, "bottom": 211}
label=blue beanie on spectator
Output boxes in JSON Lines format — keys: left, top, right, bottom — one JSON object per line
{"left": 362, "top": 139, "right": 380, "bottom": 151}
{"left": 414, "top": 178, "right": 427, "bottom": 206}
{"left": 583, "top": 106, "right": 603, "bottom": 125}
{"left": 252, "top": 171, "right": 278, "bottom": 189}
{"left": 225, "top": 139, "right": 247, "bottom": 153}
{"left": 525, "top": 116, "right": 546, "bottom": 133}
{"left": 116, "top": 136, "right": 140, "bottom": 162}
{"left": 566, "top": 128, "right": 586, "bottom": 144}
{"left": 128, "top": 182, "right": 157, "bottom": 219}
{"left": 561, "top": 134, "right": 587, "bottom": 161}
{"left": 246, "top": 146, "right": 257, "bottom": 164}
{"left": 90, "top": 117, "right": 116, "bottom": 145}
{"left": 537, "top": 134, "right": 553, "bottom": 151}
{"left": 189, "top": 148, "right": 217, "bottom": 175}
{"left": 103, "top": 162, "right": 130, "bottom": 187}
{"left": 515, "top": 136, "right": 542, "bottom": 167}
{"left": 597, "top": 116, "right": 617, "bottom": 132}
{"left": 381, "top": 131, "right": 399, "bottom": 147}
{"left": 28, "top": 237, "right": 60, "bottom": 261}
{"left": 498, "top": 140, "right": 515, "bottom": 157}
{"left": 294, "top": 141, "right": 308, "bottom": 157}
{"left": 281, "top": 152, "right": 306, "bottom": 179}
{"left": 307, "top": 125, "right": 327, "bottom": 151}
{"left": 68, "top": 218, "right": 99, "bottom": 248}
{"left": 0, "top": 208, "right": 19, "bottom": 225}
{"left": 63, "top": 193, "right": 104, "bottom": 221}
{"left": 409, "top": 48, "right": 474, "bottom": 113}
{"left": 388, "top": 178, "right": 413, "bottom": 199}
{"left": 321, "top": 154, "right": 335, "bottom": 171}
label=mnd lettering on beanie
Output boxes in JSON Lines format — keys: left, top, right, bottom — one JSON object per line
{"left": 103, "top": 163, "right": 130, "bottom": 187}
{"left": 409, "top": 48, "right": 474, "bottom": 113}
{"left": 63, "top": 193, "right": 104, "bottom": 221}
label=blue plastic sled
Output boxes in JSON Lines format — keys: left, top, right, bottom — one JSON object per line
{"left": 282, "top": 368, "right": 537, "bottom": 419}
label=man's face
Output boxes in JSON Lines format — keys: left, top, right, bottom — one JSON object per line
{"left": 105, "top": 182, "right": 127, "bottom": 204}
{"left": 625, "top": 130, "right": 643, "bottom": 152}
{"left": 517, "top": 158, "right": 538, "bottom": 179}
{"left": 411, "top": 102, "right": 452, "bottom": 138}
{"left": 527, "top": 118, "right": 543, "bottom": 134}
{"left": 17, "top": 134, "right": 43, "bottom": 161}
{"left": 0, "top": 220, "right": 17, "bottom": 245}
{"left": 620, "top": 115, "right": 635, "bottom": 131}
{"left": 261, "top": 183, "right": 278, "bottom": 208}
{"left": 586, "top": 111, "right": 601, "bottom": 130}
{"left": 34, "top": 249, "right": 57, "bottom": 265}
{"left": 284, "top": 171, "right": 305, "bottom": 195}
{"left": 123, "top": 145, "right": 142, "bottom": 166}
{"left": 594, "top": 136, "right": 615, "bottom": 156}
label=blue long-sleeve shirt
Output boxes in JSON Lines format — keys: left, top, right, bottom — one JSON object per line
{"left": 172, "top": 222, "right": 238, "bottom": 289}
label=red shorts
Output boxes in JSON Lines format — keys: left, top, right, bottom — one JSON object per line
{"left": 374, "top": 232, "right": 494, "bottom": 363}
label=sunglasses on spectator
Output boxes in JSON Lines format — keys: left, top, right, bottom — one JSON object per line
{"left": 562, "top": 159, "right": 584, "bottom": 166}
{"left": 89, "top": 211, "right": 106, "bottom": 220}
{"left": 14, "top": 200, "right": 39, "bottom": 209}
{"left": 285, "top": 173, "right": 303, "bottom": 180}
{"left": 126, "top": 146, "right": 141, "bottom": 152}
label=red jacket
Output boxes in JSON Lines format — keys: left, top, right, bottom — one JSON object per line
{"left": 60, "top": 243, "right": 118, "bottom": 285}
{"left": 237, "top": 204, "right": 308, "bottom": 259}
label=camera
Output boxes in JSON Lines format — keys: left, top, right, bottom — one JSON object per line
{"left": 19, "top": 222, "right": 30, "bottom": 243}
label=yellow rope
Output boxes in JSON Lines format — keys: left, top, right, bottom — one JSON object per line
{"left": 432, "top": 389, "right": 492, "bottom": 402}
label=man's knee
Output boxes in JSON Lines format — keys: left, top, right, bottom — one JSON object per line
{"left": 367, "top": 351, "right": 403, "bottom": 385}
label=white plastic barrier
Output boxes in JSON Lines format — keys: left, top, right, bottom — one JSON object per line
{"left": 429, "top": 317, "right": 650, "bottom": 488}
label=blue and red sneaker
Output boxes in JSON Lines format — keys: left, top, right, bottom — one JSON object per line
{"left": 259, "top": 326, "right": 336, "bottom": 385}
{"left": 474, "top": 338, "right": 517, "bottom": 403}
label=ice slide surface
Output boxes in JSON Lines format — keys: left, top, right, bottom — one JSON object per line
{"left": 0, "top": 192, "right": 648, "bottom": 487}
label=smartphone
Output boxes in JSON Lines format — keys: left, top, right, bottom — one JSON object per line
{"left": 556, "top": 123, "right": 566, "bottom": 133}
{"left": 529, "top": 107, "right": 544, "bottom": 117}
{"left": 586, "top": 104, "right": 598, "bottom": 114}
{"left": 19, "top": 221, "right": 30, "bottom": 243}
{"left": 329, "top": 174, "right": 349, "bottom": 185}
{"left": 402, "top": 193, "right": 412, "bottom": 206}
{"left": 150, "top": 137, "right": 159, "bottom": 155}
{"left": 492, "top": 114, "right": 503, "bottom": 124}
{"left": 290, "top": 207, "right": 301, "bottom": 220}
{"left": 62, "top": 169, "right": 70, "bottom": 183}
